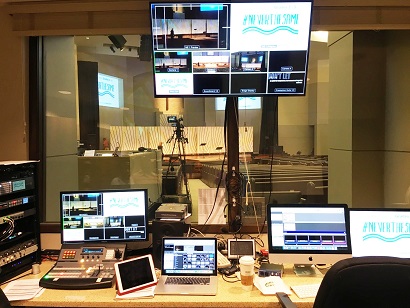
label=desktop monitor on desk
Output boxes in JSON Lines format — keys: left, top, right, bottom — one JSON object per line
{"left": 61, "top": 188, "right": 149, "bottom": 243}
{"left": 349, "top": 208, "right": 410, "bottom": 258}
{"left": 266, "top": 204, "right": 352, "bottom": 266}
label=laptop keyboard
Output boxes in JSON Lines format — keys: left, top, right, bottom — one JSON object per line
{"left": 165, "top": 277, "right": 210, "bottom": 285}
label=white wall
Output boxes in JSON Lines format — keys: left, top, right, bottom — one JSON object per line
{"left": 384, "top": 31, "right": 410, "bottom": 206}
{"left": 44, "top": 37, "right": 79, "bottom": 222}
{"left": 0, "top": 10, "right": 28, "bottom": 161}
{"left": 328, "top": 32, "right": 354, "bottom": 205}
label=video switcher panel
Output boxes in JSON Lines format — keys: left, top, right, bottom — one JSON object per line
{"left": 39, "top": 244, "right": 126, "bottom": 289}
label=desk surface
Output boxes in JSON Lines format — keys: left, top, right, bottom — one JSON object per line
{"left": 5, "top": 262, "right": 325, "bottom": 308}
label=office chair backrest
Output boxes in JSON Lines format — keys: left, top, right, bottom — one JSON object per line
{"left": 313, "top": 256, "right": 410, "bottom": 308}
{"left": 0, "top": 288, "right": 11, "bottom": 308}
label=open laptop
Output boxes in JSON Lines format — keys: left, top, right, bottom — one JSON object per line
{"left": 154, "top": 237, "right": 218, "bottom": 295}
{"left": 350, "top": 208, "right": 410, "bottom": 258}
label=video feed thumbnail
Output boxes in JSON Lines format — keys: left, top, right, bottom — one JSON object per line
{"left": 192, "top": 51, "right": 230, "bottom": 73}
{"left": 84, "top": 228, "right": 104, "bottom": 241}
{"left": 268, "top": 50, "right": 308, "bottom": 72}
{"left": 154, "top": 51, "right": 192, "bottom": 73}
{"left": 63, "top": 216, "right": 83, "bottom": 229}
{"left": 83, "top": 216, "right": 104, "bottom": 228}
{"left": 62, "top": 193, "right": 101, "bottom": 216}
{"left": 105, "top": 216, "right": 124, "bottom": 227}
{"left": 267, "top": 72, "right": 305, "bottom": 94}
{"left": 193, "top": 74, "right": 229, "bottom": 95}
{"left": 231, "top": 73, "right": 267, "bottom": 94}
{"left": 231, "top": 51, "right": 268, "bottom": 72}
{"left": 151, "top": 3, "right": 229, "bottom": 50}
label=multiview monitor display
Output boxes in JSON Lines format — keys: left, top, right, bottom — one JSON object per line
{"left": 150, "top": 0, "right": 313, "bottom": 97}
{"left": 60, "top": 189, "right": 149, "bottom": 243}
{"left": 350, "top": 208, "right": 410, "bottom": 258}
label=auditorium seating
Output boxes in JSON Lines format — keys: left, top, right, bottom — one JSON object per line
{"left": 200, "top": 155, "right": 328, "bottom": 204}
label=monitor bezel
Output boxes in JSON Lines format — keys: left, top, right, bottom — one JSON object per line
{"left": 60, "top": 188, "right": 149, "bottom": 244}
{"left": 149, "top": 0, "right": 314, "bottom": 98}
{"left": 266, "top": 203, "right": 352, "bottom": 265}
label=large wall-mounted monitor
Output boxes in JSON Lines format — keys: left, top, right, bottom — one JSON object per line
{"left": 149, "top": 0, "right": 313, "bottom": 97}
{"left": 350, "top": 208, "right": 410, "bottom": 258}
{"left": 267, "top": 204, "right": 352, "bottom": 266}
{"left": 60, "top": 189, "right": 149, "bottom": 244}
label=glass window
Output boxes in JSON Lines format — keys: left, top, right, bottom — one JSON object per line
{"left": 43, "top": 33, "right": 330, "bottom": 227}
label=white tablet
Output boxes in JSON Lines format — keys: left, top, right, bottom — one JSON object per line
{"left": 114, "top": 254, "right": 157, "bottom": 295}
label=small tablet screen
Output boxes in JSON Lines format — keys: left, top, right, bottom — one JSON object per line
{"left": 115, "top": 254, "right": 157, "bottom": 295}
{"left": 227, "top": 239, "right": 255, "bottom": 259}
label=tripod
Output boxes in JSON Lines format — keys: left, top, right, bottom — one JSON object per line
{"left": 165, "top": 119, "right": 191, "bottom": 200}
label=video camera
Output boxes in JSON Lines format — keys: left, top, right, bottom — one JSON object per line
{"left": 167, "top": 116, "right": 184, "bottom": 128}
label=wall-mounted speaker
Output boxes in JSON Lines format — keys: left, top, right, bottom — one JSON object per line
{"left": 139, "top": 35, "right": 152, "bottom": 62}
{"left": 152, "top": 219, "right": 189, "bottom": 268}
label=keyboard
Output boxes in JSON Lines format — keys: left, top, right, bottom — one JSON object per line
{"left": 217, "top": 250, "right": 231, "bottom": 268}
{"left": 165, "top": 277, "right": 210, "bottom": 285}
{"left": 291, "top": 283, "right": 321, "bottom": 298}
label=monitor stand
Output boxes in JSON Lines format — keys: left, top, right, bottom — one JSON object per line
{"left": 293, "top": 264, "right": 319, "bottom": 277}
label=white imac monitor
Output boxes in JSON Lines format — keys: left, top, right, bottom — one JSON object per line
{"left": 267, "top": 204, "right": 352, "bottom": 265}
{"left": 350, "top": 208, "right": 410, "bottom": 258}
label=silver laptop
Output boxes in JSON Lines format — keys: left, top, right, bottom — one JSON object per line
{"left": 155, "top": 237, "right": 218, "bottom": 295}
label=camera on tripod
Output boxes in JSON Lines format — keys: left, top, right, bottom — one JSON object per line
{"left": 167, "top": 116, "right": 184, "bottom": 128}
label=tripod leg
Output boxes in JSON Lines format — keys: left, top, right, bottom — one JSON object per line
{"left": 178, "top": 140, "right": 191, "bottom": 198}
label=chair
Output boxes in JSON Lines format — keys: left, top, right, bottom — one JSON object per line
{"left": 277, "top": 256, "right": 410, "bottom": 308}
{"left": 313, "top": 256, "right": 410, "bottom": 308}
{"left": 0, "top": 288, "right": 11, "bottom": 308}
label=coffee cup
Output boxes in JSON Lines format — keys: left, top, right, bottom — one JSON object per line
{"left": 239, "top": 256, "right": 254, "bottom": 291}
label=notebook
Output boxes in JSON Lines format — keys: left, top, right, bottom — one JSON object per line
{"left": 154, "top": 237, "right": 218, "bottom": 295}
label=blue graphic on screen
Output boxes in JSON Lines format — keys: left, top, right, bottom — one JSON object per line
{"left": 350, "top": 209, "right": 410, "bottom": 258}
{"left": 241, "top": 14, "right": 299, "bottom": 35}
{"left": 362, "top": 221, "right": 410, "bottom": 242}
{"left": 200, "top": 4, "right": 223, "bottom": 11}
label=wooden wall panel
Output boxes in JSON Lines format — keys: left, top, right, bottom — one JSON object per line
{"left": 109, "top": 126, "right": 253, "bottom": 155}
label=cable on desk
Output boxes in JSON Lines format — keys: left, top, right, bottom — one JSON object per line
{"left": 220, "top": 271, "right": 240, "bottom": 283}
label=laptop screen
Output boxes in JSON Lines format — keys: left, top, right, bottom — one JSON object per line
{"left": 161, "top": 237, "right": 217, "bottom": 276}
{"left": 350, "top": 208, "right": 410, "bottom": 258}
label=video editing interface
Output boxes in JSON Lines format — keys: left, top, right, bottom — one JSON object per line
{"left": 269, "top": 206, "right": 350, "bottom": 252}
{"left": 162, "top": 239, "right": 216, "bottom": 274}
{"left": 61, "top": 190, "right": 148, "bottom": 243}
{"left": 150, "top": 1, "right": 313, "bottom": 96}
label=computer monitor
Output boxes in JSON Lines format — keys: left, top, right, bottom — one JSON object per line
{"left": 60, "top": 189, "right": 149, "bottom": 243}
{"left": 266, "top": 204, "right": 352, "bottom": 265}
{"left": 349, "top": 208, "right": 410, "bottom": 258}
